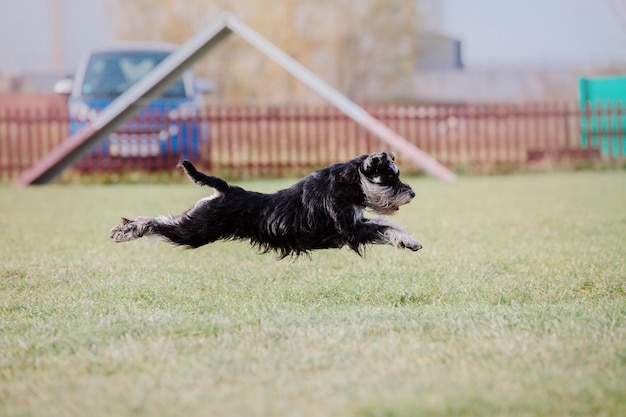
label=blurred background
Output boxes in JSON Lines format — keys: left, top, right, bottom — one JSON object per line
{"left": 2, "top": 0, "right": 626, "bottom": 103}
{"left": 1, "top": 0, "right": 625, "bottom": 182}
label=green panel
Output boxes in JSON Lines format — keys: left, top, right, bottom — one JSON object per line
{"left": 579, "top": 76, "right": 626, "bottom": 157}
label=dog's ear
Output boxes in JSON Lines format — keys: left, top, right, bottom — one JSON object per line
{"left": 362, "top": 151, "right": 394, "bottom": 174}
{"left": 360, "top": 151, "right": 402, "bottom": 184}
{"left": 361, "top": 153, "right": 380, "bottom": 175}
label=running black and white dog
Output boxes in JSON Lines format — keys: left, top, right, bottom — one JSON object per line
{"left": 110, "top": 151, "right": 422, "bottom": 257}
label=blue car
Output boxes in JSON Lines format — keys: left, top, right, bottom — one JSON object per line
{"left": 55, "top": 43, "right": 212, "bottom": 165}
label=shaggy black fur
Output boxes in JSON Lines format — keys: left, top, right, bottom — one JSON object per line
{"left": 110, "top": 151, "right": 422, "bottom": 258}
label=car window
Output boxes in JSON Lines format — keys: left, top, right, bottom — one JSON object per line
{"left": 80, "top": 51, "right": 187, "bottom": 98}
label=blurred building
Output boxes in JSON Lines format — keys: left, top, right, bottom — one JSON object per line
{"left": 0, "top": 72, "right": 63, "bottom": 93}
{"left": 2, "top": 0, "right": 624, "bottom": 103}
{"left": 415, "top": 32, "right": 463, "bottom": 71}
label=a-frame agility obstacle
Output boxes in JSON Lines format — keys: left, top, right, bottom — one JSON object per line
{"left": 15, "top": 12, "right": 455, "bottom": 186}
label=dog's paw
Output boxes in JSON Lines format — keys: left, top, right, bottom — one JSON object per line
{"left": 402, "top": 238, "right": 423, "bottom": 251}
{"left": 110, "top": 218, "right": 141, "bottom": 242}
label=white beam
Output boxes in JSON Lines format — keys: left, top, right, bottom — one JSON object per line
{"left": 16, "top": 12, "right": 455, "bottom": 186}
{"left": 224, "top": 13, "right": 456, "bottom": 181}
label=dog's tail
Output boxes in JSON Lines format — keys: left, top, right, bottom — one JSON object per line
{"left": 178, "top": 160, "right": 230, "bottom": 193}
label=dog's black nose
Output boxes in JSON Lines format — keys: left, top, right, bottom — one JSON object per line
{"left": 410, "top": 191, "right": 416, "bottom": 198}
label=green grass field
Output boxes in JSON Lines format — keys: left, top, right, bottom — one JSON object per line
{"left": 1, "top": 172, "right": 625, "bottom": 417}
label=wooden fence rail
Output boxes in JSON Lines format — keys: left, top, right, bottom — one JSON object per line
{"left": 1, "top": 99, "right": 624, "bottom": 182}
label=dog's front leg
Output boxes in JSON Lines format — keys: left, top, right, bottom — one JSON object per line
{"left": 358, "top": 217, "right": 422, "bottom": 251}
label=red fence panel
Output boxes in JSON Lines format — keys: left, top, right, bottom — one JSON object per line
{"left": 1, "top": 97, "right": 624, "bottom": 183}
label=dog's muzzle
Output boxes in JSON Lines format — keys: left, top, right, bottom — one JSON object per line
{"left": 360, "top": 175, "right": 415, "bottom": 215}
{"left": 391, "top": 184, "right": 416, "bottom": 210}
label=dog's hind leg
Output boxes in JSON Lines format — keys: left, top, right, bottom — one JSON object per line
{"left": 110, "top": 216, "right": 164, "bottom": 243}
{"left": 111, "top": 164, "right": 229, "bottom": 248}
{"left": 110, "top": 208, "right": 220, "bottom": 248}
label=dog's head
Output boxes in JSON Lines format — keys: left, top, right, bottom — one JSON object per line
{"left": 357, "top": 151, "right": 415, "bottom": 215}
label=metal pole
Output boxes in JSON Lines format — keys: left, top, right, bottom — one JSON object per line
{"left": 224, "top": 13, "right": 456, "bottom": 181}
{"left": 16, "top": 12, "right": 455, "bottom": 186}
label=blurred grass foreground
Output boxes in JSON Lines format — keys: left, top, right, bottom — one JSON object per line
{"left": 1, "top": 171, "right": 625, "bottom": 416}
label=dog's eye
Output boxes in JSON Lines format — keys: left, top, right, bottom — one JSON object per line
{"left": 386, "top": 162, "right": 400, "bottom": 179}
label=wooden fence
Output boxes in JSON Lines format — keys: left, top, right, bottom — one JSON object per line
{"left": 1, "top": 97, "right": 624, "bottom": 182}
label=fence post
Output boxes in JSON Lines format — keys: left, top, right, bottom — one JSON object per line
{"left": 616, "top": 101, "right": 626, "bottom": 162}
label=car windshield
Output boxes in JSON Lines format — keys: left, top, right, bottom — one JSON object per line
{"left": 80, "top": 50, "right": 187, "bottom": 98}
